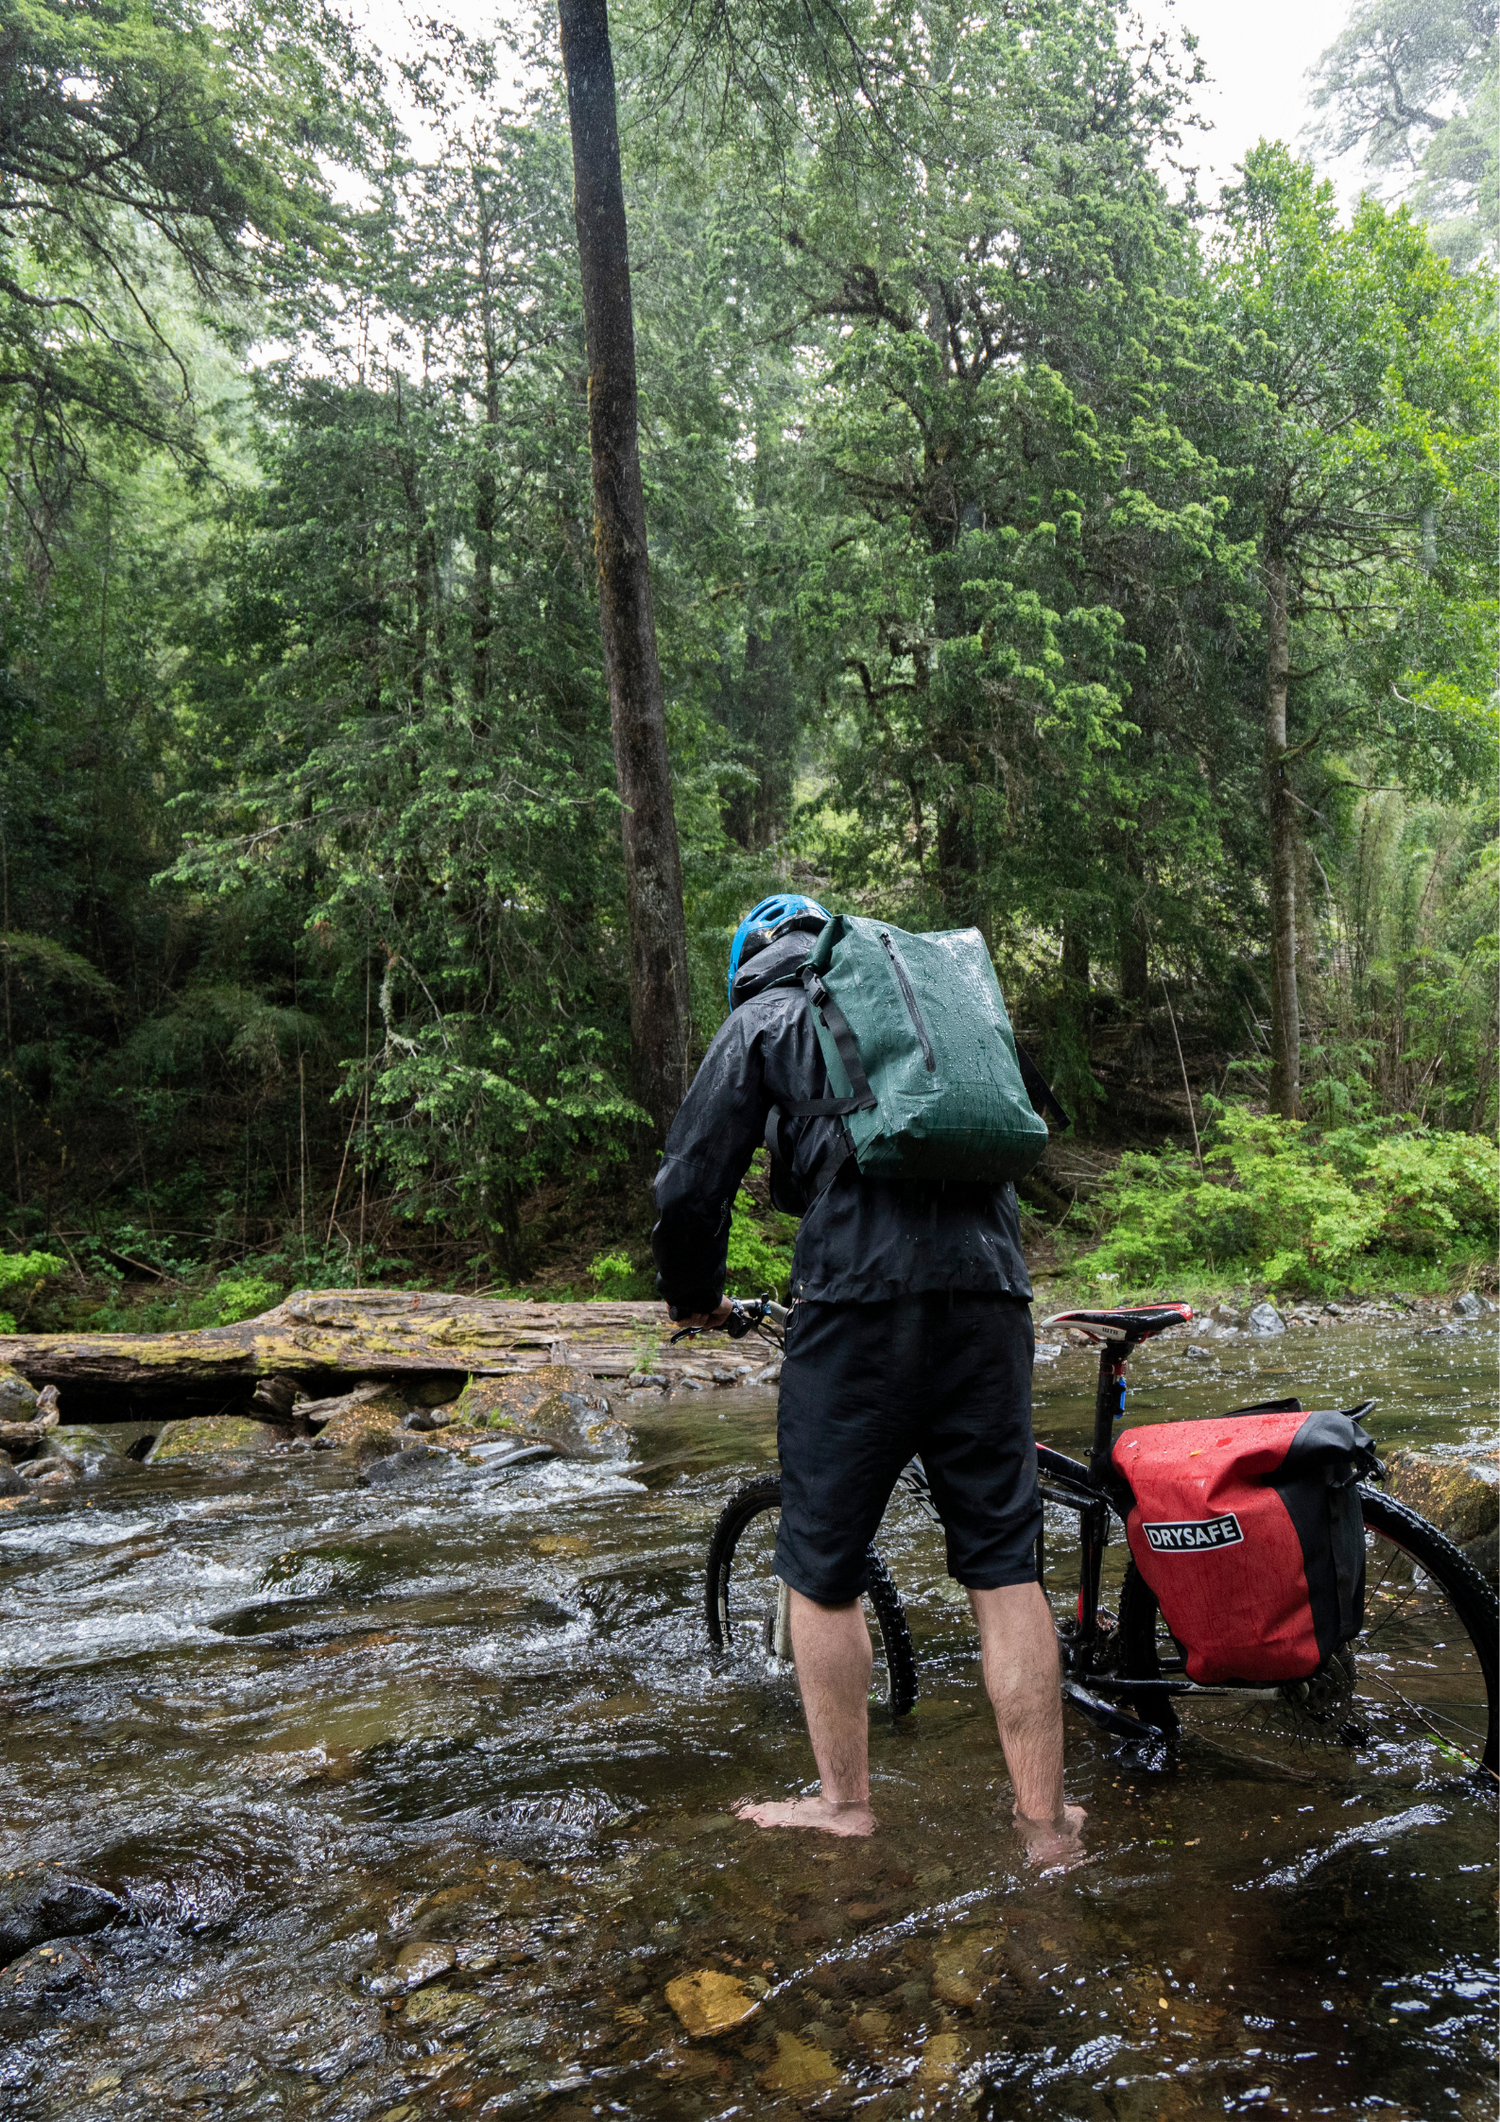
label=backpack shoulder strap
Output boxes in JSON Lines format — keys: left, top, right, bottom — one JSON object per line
{"left": 782, "top": 963, "right": 877, "bottom": 1117}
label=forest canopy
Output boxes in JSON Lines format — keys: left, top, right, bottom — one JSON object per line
{"left": 0, "top": 0, "right": 1494, "bottom": 1300}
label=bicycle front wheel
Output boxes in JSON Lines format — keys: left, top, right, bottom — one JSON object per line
{"left": 704, "top": 1476, "right": 918, "bottom": 1716}
{"left": 1117, "top": 1488, "right": 1498, "bottom": 1783}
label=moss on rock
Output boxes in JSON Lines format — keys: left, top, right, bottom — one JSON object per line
{"left": 148, "top": 1417, "right": 277, "bottom": 1462}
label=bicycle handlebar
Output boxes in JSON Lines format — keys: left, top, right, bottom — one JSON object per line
{"left": 669, "top": 1296, "right": 788, "bottom": 1345}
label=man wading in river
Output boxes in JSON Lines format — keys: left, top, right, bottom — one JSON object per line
{"left": 651, "top": 896, "right": 1085, "bottom": 1864}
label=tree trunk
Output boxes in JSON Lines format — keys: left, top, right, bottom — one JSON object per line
{"left": 0, "top": 1290, "right": 721, "bottom": 1424}
{"left": 1264, "top": 549, "right": 1300, "bottom": 1118}
{"left": 1062, "top": 916, "right": 1091, "bottom": 1030}
{"left": 1119, "top": 900, "right": 1149, "bottom": 1007}
{"left": 557, "top": 0, "right": 690, "bottom": 1134}
{"left": 472, "top": 186, "right": 499, "bottom": 705}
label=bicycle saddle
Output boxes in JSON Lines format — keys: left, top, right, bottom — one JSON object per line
{"left": 1043, "top": 1303, "right": 1193, "bottom": 1344}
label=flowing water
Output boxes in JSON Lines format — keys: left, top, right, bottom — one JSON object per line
{"left": 0, "top": 1322, "right": 1494, "bottom": 2120}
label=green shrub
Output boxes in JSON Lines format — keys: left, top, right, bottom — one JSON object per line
{"left": 724, "top": 1192, "right": 797, "bottom": 1300}
{"left": 0, "top": 1251, "right": 68, "bottom": 1332}
{"left": 180, "top": 1274, "right": 283, "bottom": 1329}
{"left": 588, "top": 1250, "right": 655, "bottom": 1300}
{"left": 1076, "top": 1102, "right": 1497, "bottom": 1295}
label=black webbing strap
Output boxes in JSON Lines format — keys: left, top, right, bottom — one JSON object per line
{"left": 796, "top": 965, "right": 878, "bottom": 1112}
{"left": 765, "top": 1102, "right": 855, "bottom": 1200}
{"left": 1014, "top": 1038, "right": 1070, "bottom": 1131}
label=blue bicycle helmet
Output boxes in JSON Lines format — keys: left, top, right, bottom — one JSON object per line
{"left": 727, "top": 894, "right": 831, "bottom": 1005}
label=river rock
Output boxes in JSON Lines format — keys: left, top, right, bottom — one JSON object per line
{"left": 931, "top": 1930, "right": 1003, "bottom": 2009}
{"left": 919, "top": 2032, "right": 966, "bottom": 2081}
{"left": 368, "top": 1940, "right": 457, "bottom": 1996}
{"left": 147, "top": 1416, "right": 276, "bottom": 1462}
{"left": 0, "top": 1867, "right": 123, "bottom": 1966}
{"left": 665, "top": 1968, "right": 763, "bottom": 2038}
{"left": 761, "top": 2030, "right": 839, "bottom": 2091}
{"left": 0, "top": 1368, "right": 39, "bottom": 1421}
{"left": 358, "top": 1442, "right": 444, "bottom": 1488}
{"left": 0, "top": 1938, "right": 101, "bottom": 2025}
{"left": 1247, "top": 1302, "right": 1286, "bottom": 1336}
{"left": 449, "top": 1368, "right": 617, "bottom": 1457}
{"left": 0, "top": 1458, "right": 25, "bottom": 1498}
{"left": 53, "top": 1424, "right": 130, "bottom": 1459}
{"left": 1453, "top": 1291, "right": 1488, "bottom": 1318}
{"left": 312, "top": 1384, "right": 413, "bottom": 1461}
{"left": 402, "top": 1405, "right": 454, "bottom": 1432}
{"left": 1383, "top": 1449, "right": 1499, "bottom": 1568}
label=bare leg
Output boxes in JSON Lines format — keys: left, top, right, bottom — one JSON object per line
{"left": 970, "top": 1581, "right": 1086, "bottom": 1866}
{"left": 734, "top": 1589, "right": 877, "bottom": 1836}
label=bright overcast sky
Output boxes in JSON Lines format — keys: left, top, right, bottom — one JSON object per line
{"left": 1132, "top": 0, "right": 1363, "bottom": 201}
{"left": 351, "top": 0, "right": 1365, "bottom": 203}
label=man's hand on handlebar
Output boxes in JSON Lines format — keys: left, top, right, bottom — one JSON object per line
{"left": 669, "top": 1297, "right": 735, "bottom": 1333}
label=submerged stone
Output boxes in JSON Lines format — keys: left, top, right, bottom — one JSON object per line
{"left": 760, "top": 2029, "right": 838, "bottom": 2089}
{"left": 931, "top": 1930, "right": 1002, "bottom": 2008}
{"left": 0, "top": 1867, "right": 123, "bottom": 1966}
{"left": 368, "top": 1940, "right": 457, "bottom": 1996}
{"left": 665, "top": 1968, "right": 763, "bottom": 2038}
{"left": 358, "top": 1443, "right": 444, "bottom": 1488}
{"left": 0, "top": 1937, "right": 100, "bottom": 2022}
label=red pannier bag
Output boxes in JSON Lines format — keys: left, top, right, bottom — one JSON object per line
{"left": 1111, "top": 1400, "right": 1375, "bottom": 1685}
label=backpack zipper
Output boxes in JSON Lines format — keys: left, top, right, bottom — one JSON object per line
{"left": 879, "top": 931, "right": 936, "bottom": 1071}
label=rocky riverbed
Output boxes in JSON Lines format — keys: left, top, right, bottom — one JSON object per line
{"left": 0, "top": 1304, "right": 1493, "bottom": 2119}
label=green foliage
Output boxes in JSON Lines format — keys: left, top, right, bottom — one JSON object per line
{"left": 0, "top": 0, "right": 1493, "bottom": 1288}
{"left": 0, "top": 1249, "right": 67, "bottom": 1331}
{"left": 588, "top": 1250, "right": 655, "bottom": 1300}
{"left": 178, "top": 1272, "right": 282, "bottom": 1329}
{"left": 1076, "top": 1101, "right": 1498, "bottom": 1294}
{"left": 724, "top": 1191, "right": 797, "bottom": 1300}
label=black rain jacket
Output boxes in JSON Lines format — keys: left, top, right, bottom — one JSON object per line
{"left": 651, "top": 932, "right": 1033, "bottom": 1314}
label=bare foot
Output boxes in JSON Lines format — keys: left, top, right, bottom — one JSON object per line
{"left": 1014, "top": 1802, "right": 1087, "bottom": 1869}
{"left": 733, "top": 1795, "right": 877, "bottom": 1837}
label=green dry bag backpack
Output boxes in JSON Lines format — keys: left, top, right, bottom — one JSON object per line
{"left": 777, "top": 914, "right": 1052, "bottom": 1185}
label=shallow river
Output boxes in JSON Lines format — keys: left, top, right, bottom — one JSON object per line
{"left": 0, "top": 1322, "right": 1494, "bottom": 2120}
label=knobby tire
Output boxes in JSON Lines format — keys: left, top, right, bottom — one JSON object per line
{"left": 705, "top": 1475, "right": 918, "bottom": 1717}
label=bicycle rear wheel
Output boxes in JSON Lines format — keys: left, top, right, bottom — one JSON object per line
{"left": 705, "top": 1476, "right": 918, "bottom": 1716}
{"left": 1117, "top": 1488, "right": 1498, "bottom": 1783}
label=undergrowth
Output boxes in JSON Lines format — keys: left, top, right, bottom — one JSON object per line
{"left": 1069, "top": 1102, "right": 1497, "bottom": 1302}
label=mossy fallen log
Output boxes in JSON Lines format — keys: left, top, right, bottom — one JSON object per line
{"left": 0, "top": 1290, "right": 724, "bottom": 1424}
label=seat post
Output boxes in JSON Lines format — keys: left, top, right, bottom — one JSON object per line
{"left": 1088, "top": 1339, "right": 1130, "bottom": 1492}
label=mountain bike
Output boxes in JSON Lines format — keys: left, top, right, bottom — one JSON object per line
{"left": 699, "top": 1298, "right": 1499, "bottom": 1784}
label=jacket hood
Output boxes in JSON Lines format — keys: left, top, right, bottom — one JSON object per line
{"left": 730, "top": 929, "right": 813, "bottom": 1010}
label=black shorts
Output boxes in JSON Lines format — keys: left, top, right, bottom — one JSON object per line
{"left": 772, "top": 1291, "right": 1041, "bottom": 1606}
